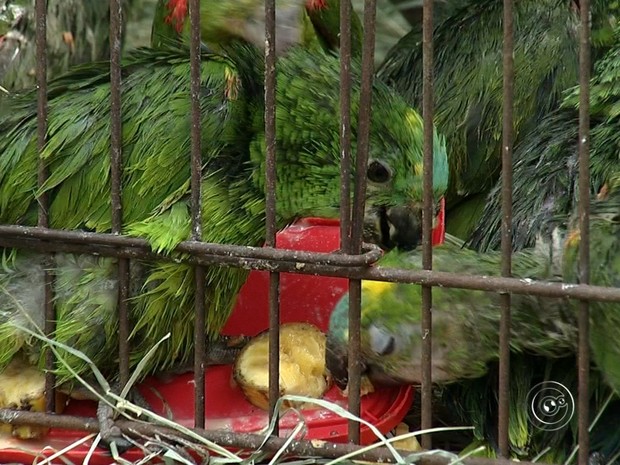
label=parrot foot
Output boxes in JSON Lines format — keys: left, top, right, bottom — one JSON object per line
{"left": 156, "top": 334, "right": 252, "bottom": 378}
{"left": 95, "top": 384, "right": 150, "bottom": 454}
{"left": 97, "top": 399, "right": 133, "bottom": 453}
{"left": 205, "top": 334, "right": 252, "bottom": 365}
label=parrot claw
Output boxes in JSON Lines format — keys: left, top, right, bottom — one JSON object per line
{"left": 156, "top": 334, "right": 252, "bottom": 379}
{"left": 95, "top": 384, "right": 149, "bottom": 455}
{"left": 205, "top": 334, "right": 252, "bottom": 365}
{"left": 97, "top": 400, "right": 134, "bottom": 454}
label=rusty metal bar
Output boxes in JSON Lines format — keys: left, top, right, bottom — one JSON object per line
{"left": 577, "top": 0, "right": 591, "bottom": 464}
{"left": 109, "top": 0, "right": 130, "bottom": 393}
{"left": 188, "top": 1, "right": 203, "bottom": 242}
{"left": 109, "top": 0, "right": 123, "bottom": 234}
{"left": 116, "top": 255, "right": 131, "bottom": 385}
{"left": 41, "top": 264, "right": 55, "bottom": 412}
{"left": 1, "top": 229, "right": 620, "bottom": 303}
{"left": 0, "top": 409, "right": 537, "bottom": 465}
{"left": 346, "top": 279, "right": 362, "bottom": 444}
{"left": 338, "top": 0, "right": 355, "bottom": 439}
{"left": 339, "top": 0, "right": 353, "bottom": 250}
{"left": 264, "top": 0, "right": 280, "bottom": 431}
{"left": 188, "top": 0, "right": 206, "bottom": 430}
{"left": 339, "top": 3, "right": 355, "bottom": 437}
{"left": 350, "top": 1, "right": 376, "bottom": 252}
{"left": 193, "top": 263, "right": 207, "bottom": 428}
{"left": 498, "top": 0, "right": 514, "bottom": 457}
{"left": 34, "top": 0, "right": 55, "bottom": 414}
{"left": 0, "top": 225, "right": 382, "bottom": 266}
{"left": 34, "top": 0, "right": 48, "bottom": 212}
{"left": 345, "top": 0, "right": 377, "bottom": 444}
{"left": 267, "top": 270, "right": 281, "bottom": 425}
{"left": 420, "top": 0, "right": 434, "bottom": 450}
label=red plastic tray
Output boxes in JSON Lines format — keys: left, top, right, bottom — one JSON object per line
{"left": 0, "top": 204, "right": 445, "bottom": 464}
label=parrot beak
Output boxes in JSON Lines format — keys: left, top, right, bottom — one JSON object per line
{"left": 384, "top": 205, "right": 423, "bottom": 251}
{"left": 380, "top": 199, "right": 444, "bottom": 251}
{"left": 326, "top": 333, "right": 354, "bottom": 390}
{"left": 326, "top": 336, "right": 409, "bottom": 390}
{"left": 363, "top": 204, "right": 425, "bottom": 251}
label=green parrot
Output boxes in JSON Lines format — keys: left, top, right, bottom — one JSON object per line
{"left": 447, "top": 182, "right": 620, "bottom": 461}
{"left": 564, "top": 176, "right": 620, "bottom": 400}
{"left": 327, "top": 238, "right": 577, "bottom": 387}
{"left": 0, "top": 0, "right": 139, "bottom": 92}
{"left": 469, "top": 19, "right": 620, "bottom": 252}
{"left": 326, "top": 184, "right": 620, "bottom": 462}
{"left": 377, "top": 0, "right": 619, "bottom": 241}
{"left": 0, "top": 41, "right": 448, "bottom": 392}
{"left": 150, "top": 0, "right": 363, "bottom": 55}
{"left": 326, "top": 239, "right": 578, "bottom": 459}
{"left": 351, "top": 15, "right": 620, "bottom": 457}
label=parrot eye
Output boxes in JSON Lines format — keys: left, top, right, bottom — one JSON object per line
{"left": 369, "top": 324, "right": 396, "bottom": 356}
{"left": 377, "top": 335, "right": 395, "bottom": 356}
{"left": 367, "top": 160, "right": 392, "bottom": 184}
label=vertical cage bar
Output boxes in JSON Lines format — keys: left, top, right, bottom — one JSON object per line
{"left": 349, "top": 1, "right": 376, "bottom": 250}
{"left": 34, "top": 1, "right": 47, "bottom": 168}
{"left": 346, "top": 280, "right": 362, "bottom": 444}
{"left": 420, "top": 0, "right": 433, "bottom": 450}
{"left": 188, "top": 0, "right": 206, "bottom": 429}
{"left": 338, "top": 0, "right": 354, "bottom": 435}
{"left": 346, "top": 0, "right": 377, "bottom": 444}
{"left": 577, "top": 1, "right": 591, "bottom": 464}
{"left": 34, "top": 0, "right": 48, "bottom": 208}
{"left": 109, "top": 0, "right": 123, "bottom": 233}
{"left": 337, "top": 0, "right": 357, "bottom": 442}
{"left": 339, "top": 0, "right": 353, "bottom": 248}
{"left": 42, "top": 266, "right": 55, "bottom": 413}
{"left": 109, "top": 0, "right": 130, "bottom": 391}
{"left": 264, "top": 0, "right": 281, "bottom": 431}
{"left": 34, "top": 0, "right": 55, "bottom": 413}
{"left": 498, "top": 0, "right": 514, "bottom": 457}
{"left": 267, "top": 271, "right": 280, "bottom": 425}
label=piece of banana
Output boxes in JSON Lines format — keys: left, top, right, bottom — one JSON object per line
{"left": 233, "top": 322, "right": 330, "bottom": 410}
{"left": 0, "top": 357, "right": 49, "bottom": 439}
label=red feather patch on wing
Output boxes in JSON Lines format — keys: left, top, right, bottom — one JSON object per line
{"left": 165, "top": 0, "right": 189, "bottom": 33}
{"left": 306, "top": 0, "right": 328, "bottom": 11}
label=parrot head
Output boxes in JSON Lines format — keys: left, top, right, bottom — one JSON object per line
{"left": 249, "top": 47, "right": 449, "bottom": 251}
{"left": 358, "top": 101, "right": 448, "bottom": 251}
{"left": 325, "top": 247, "right": 500, "bottom": 389}
{"left": 326, "top": 278, "right": 465, "bottom": 389}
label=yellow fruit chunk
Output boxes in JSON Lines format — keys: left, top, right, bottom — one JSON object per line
{"left": 0, "top": 357, "right": 48, "bottom": 439}
{"left": 234, "top": 323, "right": 330, "bottom": 410}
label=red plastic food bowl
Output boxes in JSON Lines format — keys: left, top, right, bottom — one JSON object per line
{"left": 0, "top": 202, "right": 445, "bottom": 464}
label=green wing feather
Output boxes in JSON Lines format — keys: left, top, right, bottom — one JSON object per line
{"left": 378, "top": 0, "right": 619, "bottom": 241}
{"left": 469, "top": 22, "right": 620, "bottom": 252}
